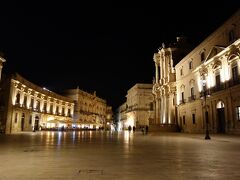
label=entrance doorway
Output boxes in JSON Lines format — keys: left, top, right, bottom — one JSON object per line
{"left": 216, "top": 101, "right": 225, "bottom": 133}
{"left": 21, "top": 113, "right": 25, "bottom": 131}
{"left": 34, "top": 116, "right": 40, "bottom": 131}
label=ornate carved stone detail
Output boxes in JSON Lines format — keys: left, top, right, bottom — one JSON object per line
{"left": 212, "top": 59, "right": 222, "bottom": 69}
{"left": 199, "top": 65, "right": 208, "bottom": 76}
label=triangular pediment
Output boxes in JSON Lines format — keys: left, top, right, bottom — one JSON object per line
{"left": 205, "top": 45, "right": 225, "bottom": 62}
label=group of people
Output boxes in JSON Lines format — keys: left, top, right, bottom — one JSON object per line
{"left": 127, "top": 125, "right": 149, "bottom": 134}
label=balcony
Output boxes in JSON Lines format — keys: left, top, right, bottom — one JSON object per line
{"left": 179, "top": 99, "right": 186, "bottom": 105}
{"left": 211, "top": 84, "right": 225, "bottom": 93}
{"left": 188, "top": 95, "right": 196, "bottom": 102}
{"left": 228, "top": 77, "right": 240, "bottom": 87}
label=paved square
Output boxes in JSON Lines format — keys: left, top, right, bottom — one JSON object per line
{"left": 0, "top": 131, "right": 240, "bottom": 179}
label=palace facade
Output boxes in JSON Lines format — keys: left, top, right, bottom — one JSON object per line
{"left": 117, "top": 83, "right": 154, "bottom": 130}
{"left": 153, "top": 9, "right": 240, "bottom": 134}
{"left": 176, "top": 10, "right": 240, "bottom": 134}
{"left": 64, "top": 88, "right": 112, "bottom": 129}
{"left": 0, "top": 73, "right": 74, "bottom": 134}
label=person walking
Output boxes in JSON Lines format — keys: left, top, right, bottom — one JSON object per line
{"left": 141, "top": 126, "right": 145, "bottom": 135}
{"left": 145, "top": 125, "right": 149, "bottom": 134}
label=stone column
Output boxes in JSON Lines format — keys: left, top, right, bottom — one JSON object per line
{"left": 155, "top": 63, "right": 159, "bottom": 83}
{"left": 155, "top": 97, "right": 160, "bottom": 124}
{"left": 160, "top": 54, "right": 163, "bottom": 83}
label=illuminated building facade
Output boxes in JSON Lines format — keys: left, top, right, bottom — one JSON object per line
{"left": 152, "top": 37, "right": 192, "bottom": 130}
{"left": 0, "top": 73, "right": 74, "bottom": 134}
{"left": 118, "top": 83, "right": 154, "bottom": 130}
{"left": 0, "top": 56, "right": 6, "bottom": 82}
{"left": 176, "top": 10, "right": 240, "bottom": 133}
{"left": 64, "top": 88, "right": 110, "bottom": 129}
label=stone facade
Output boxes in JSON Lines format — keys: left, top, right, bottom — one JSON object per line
{"left": 0, "top": 56, "right": 6, "bottom": 82}
{"left": 176, "top": 9, "right": 240, "bottom": 134}
{"left": 152, "top": 37, "right": 193, "bottom": 127}
{"left": 117, "top": 83, "right": 154, "bottom": 130}
{"left": 64, "top": 88, "right": 111, "bottom": 129}
{"left": 0, "top": 73, "right": 74, "bottom": 134}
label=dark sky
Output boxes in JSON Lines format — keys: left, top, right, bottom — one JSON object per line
{"left": 0, "top": 2, "right": 239, "bottom": 110}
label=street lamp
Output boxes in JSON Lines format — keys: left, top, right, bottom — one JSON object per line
{"left": 202, "top": 78, "right": 211, "bottom": 140}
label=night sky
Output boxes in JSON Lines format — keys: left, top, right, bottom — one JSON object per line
{"left": 0, "top": 2, "right": 239, "bottom": 110}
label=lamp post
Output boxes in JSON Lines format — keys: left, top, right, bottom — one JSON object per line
{"left": 202, "top": 79, "right": 211, "bottom": 140}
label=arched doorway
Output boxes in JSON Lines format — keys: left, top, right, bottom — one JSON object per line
{"left": 34, "top": 116, "right": 40, "bottom": 131}
{"left": 21, "top": 113, "right": 25, "bottom": 131}
{"left": 216, "top": 101, "right": 225, "bottom": 133}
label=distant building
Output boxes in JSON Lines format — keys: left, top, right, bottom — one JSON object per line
{"left": 0, "top": 55, "right": 6, "bottom": 82}
{"left": 117, "top": 83, "right": 154, "bottom": 130}
{"left": 0, "top": 73, "right": 74, "bottom": 134}
{"left": 64, "top": 88, "right": 111, "bottom": 129}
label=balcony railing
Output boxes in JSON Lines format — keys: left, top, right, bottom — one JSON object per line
{"left": 188, "top": 95, "right": 196, "bottom": 102}
{"left": 228, "top": 78, "right": 240, "bottom": 87}
{"left": 179, "top": 99, "right": 186, "bottom": 105}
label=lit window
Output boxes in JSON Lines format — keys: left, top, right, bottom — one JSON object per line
{"left": 236, "top": 106, "right": 240, "bottom": 121}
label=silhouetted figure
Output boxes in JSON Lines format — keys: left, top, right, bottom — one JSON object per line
{"left": 145, "top": 125, "right": 149, "bottom": 134}
{"left": 128, "top": 125, "right": 132, "bottom": 131}
{"left": 133, "top": 126, "right": 136, "bottom": 132}
{"left": 142, "top": 127, "right": 145, "bottom": 135}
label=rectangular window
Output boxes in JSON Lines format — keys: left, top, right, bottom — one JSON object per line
{"left": 236, "top": 106, "right": 240, "bottom": 121}
{"left": 30, "top": 98, "right": 34, "bottom": 108}
{"left": 192, "top": 114, "right": 196, "bottom": 124}
{"left": 229, "top": 30, "right": 235, "bottom": 42}
{"left": 189, "top": 61, "right": 193, "bottom": 69}
{"left": 191, "top": 87, "right": 194, "bottom": 97}
{"left": 215, "top": 74, "right": 221, "bottom": 89}
{"left": 181, "top": 92, "right": 184, "bottom": 103}
{"left": 183, "top": 115, "right": 185, "bottom": 125}
{"left": 201, "top": 52, "right": 205, "bottom": 62}
{"left": 29, "top": 115, "right": 32, "bottom": 124}
{"left": 180, "top": 68, "right": 183, "bottom": 76}
{"left": 15, "top": 113, "right": 18, "bottom": 123}
{"left": 232, "top": 66, "right": 238, "bottom": 83}
{"left": 149, "top": 102, "right": 153, "bottom": 110}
